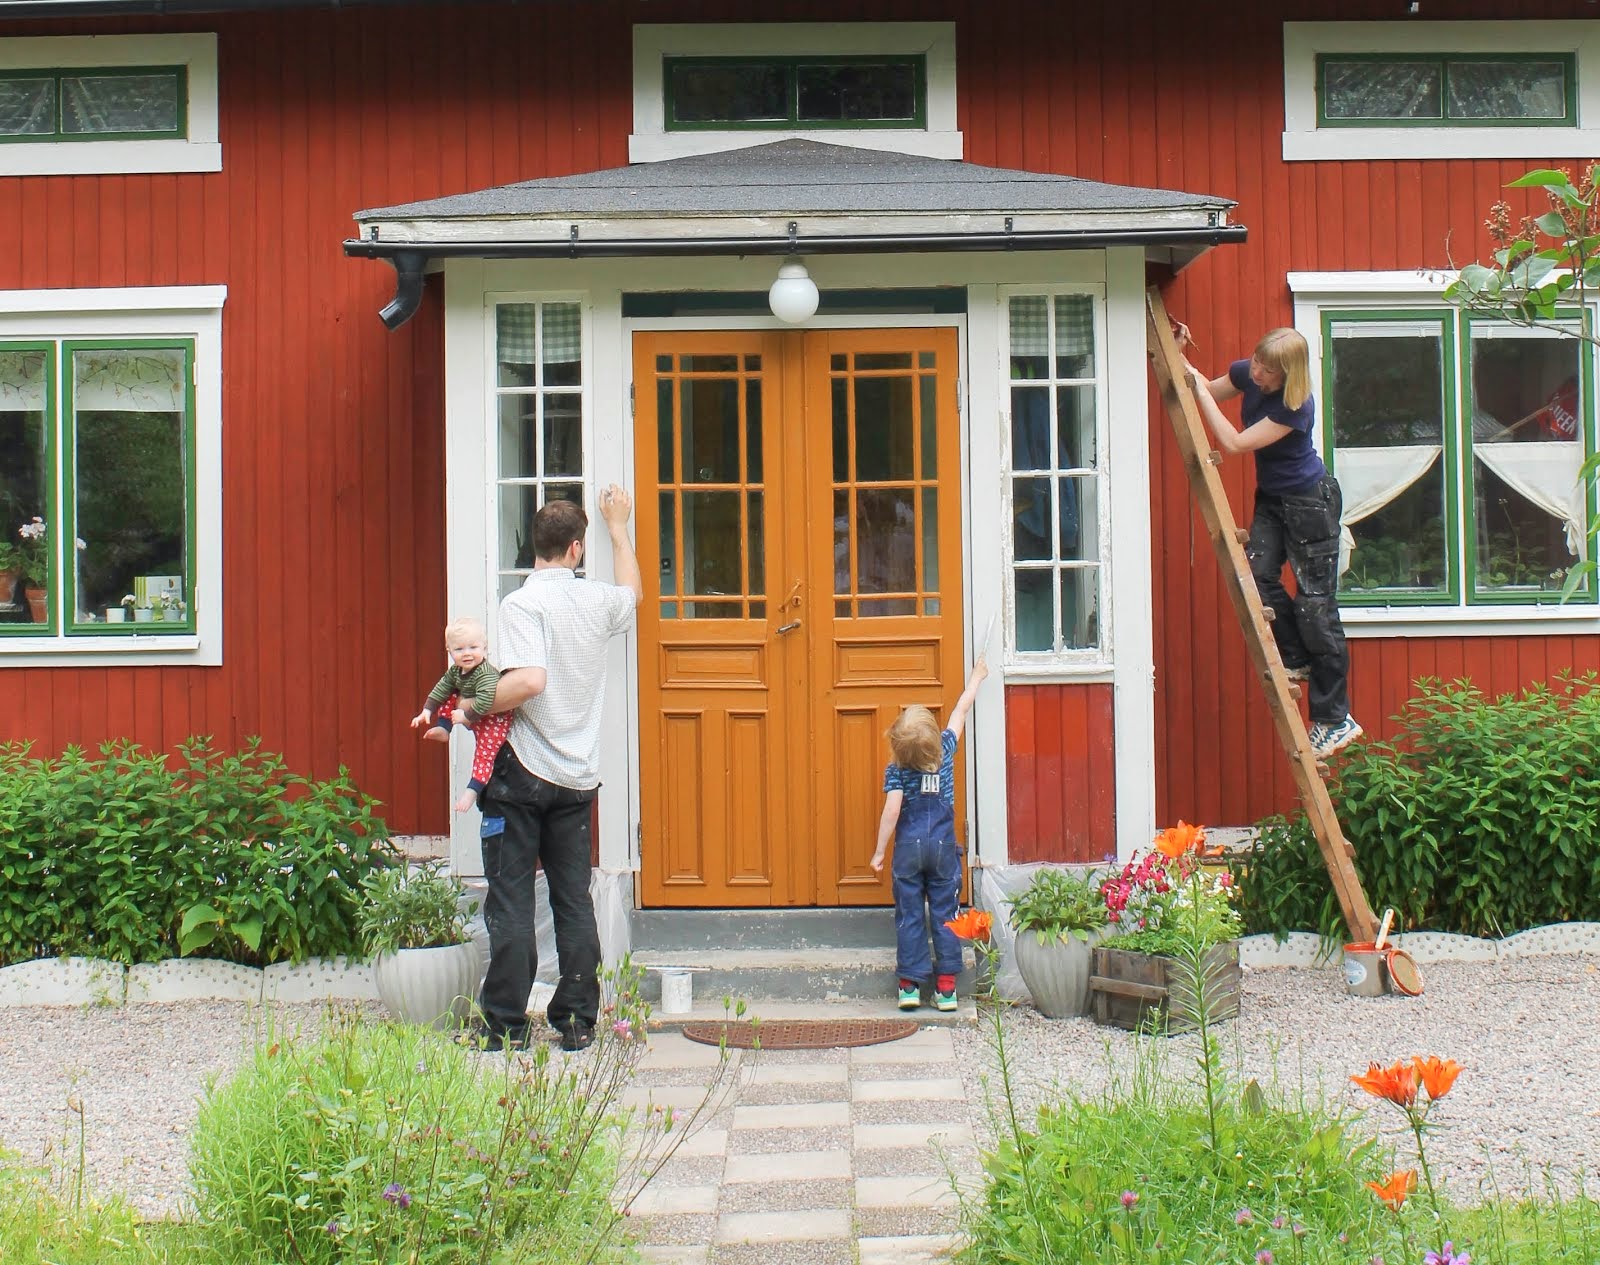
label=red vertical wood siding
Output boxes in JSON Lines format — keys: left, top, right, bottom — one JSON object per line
{"left": 2, "top": 0, "right": 1597, "bottom": 839}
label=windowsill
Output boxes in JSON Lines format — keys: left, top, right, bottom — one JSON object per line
{"left": 629, "top": 129, "right": 963, "bottom": 163}
{"left": 1283, "top": 128, "right": 1600, "bottom": 163}
{"left": 0, "top": 139, "right": 221, "bottom": 177}
{"left": 1342, "top": 603, "right": 1600, "bottom": 638}
{"left": 1001, "top": 661, "right": 1114, "bottom": 684}
{"left": 0, "top": 632, "right": 211, "bottom": 666}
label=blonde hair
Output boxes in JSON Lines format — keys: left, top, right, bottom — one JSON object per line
{"left": 888, "top": 705, "right": 942, "bottom": 773}
{"left": 444, "top": 616, "right": 486, "bottom": 648}
{"left": 1253, "top": 328, "right": 1311, "bottom": 411}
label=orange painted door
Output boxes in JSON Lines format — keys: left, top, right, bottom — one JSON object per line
{"left": 635, "top": 329, "right": 964, "bottom": 907}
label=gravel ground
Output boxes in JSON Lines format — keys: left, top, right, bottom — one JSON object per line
{"left": 954, "top": 954, "right": 1600, "bottom": 1201}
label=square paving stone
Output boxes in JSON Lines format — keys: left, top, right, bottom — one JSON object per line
{"left": 634, "top": 1212, "right": 720, "bottom": 1246}
{"left": 852, "top": 1145, "right": 976, "bottom": 1179}
{"left": 723, "top": 1149, "right": 851, "bottom": 1184}
{"left": 736, "top": 1081, "right": 850, "bottom": 1108}
{"left": 716, "top": 1209, "right": 853, "bottom": 1244}
{"left": 629, "top": 1185, "right": 720, "bottom": 1217}
{"left": 648, "top": 1154, "right": 729, "bottom": 1187}
{"left": 854, "top": 1206, "right": 961, "bottom": 1240}
{"left": 850, "top": 1098, "right": 971, "bottom": 1126}
{"left": 851, "top": 1077, "right": 965, "bottom": 1103}
{"left": 726, "top": 1126, "right": 854, "bottom": 1155}
{"left": 717, "top": 1178, "right": 854, "bottom": 1214}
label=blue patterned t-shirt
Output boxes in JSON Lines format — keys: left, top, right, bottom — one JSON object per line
{"left": 882, "top": 729, "right": 958, "bottom": 811}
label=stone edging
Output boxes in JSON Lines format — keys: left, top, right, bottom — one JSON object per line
{"left": 1239, "top": 922, "right": 1600, "bottom": 968}
{"left": 0, "top": 956, "right": 379, "bottom": 1008}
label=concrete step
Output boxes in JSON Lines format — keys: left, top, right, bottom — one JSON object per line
{"left": 631, "top": 946, "right": 976, "bottom": 1006}
{"left": 643, "top": 995, "right": 978, "bottom": 1029}
{"left": 630, "top": 907, "right": 897, "bottom": 952}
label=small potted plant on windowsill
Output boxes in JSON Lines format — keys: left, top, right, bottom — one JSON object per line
{"left": 1008, "top": 867, "right": 1111, "bottom": 1018}
{"left": 107, "top": 593, "right": 136, "bottom": 624}
{"left": 16, "top": 517, "right": 47, "bottom": 623}
{"left": 158, "top": 592, "right": 186, "bottom": 622}
{"left": 358, "top": 862, "right": 484, "bottom": 1030}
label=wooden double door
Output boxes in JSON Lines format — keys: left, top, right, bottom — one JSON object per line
{"left": 636, "top": 328, "right": 966, "bottom": 907}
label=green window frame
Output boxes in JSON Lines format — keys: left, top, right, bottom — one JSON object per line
{"left": 0, "top": 65, "right": 188, "bottom": 144}
{"left": 1321, "top": 309, "right": 1597, "bottom": 610}
{"left": 1315, "top": 52, "right": 1577, "bottom": 128}
{"left": 0, "top": 337, "right": 198, "bottom": 638}
{"left": 663, "top": 54, "right": 927, "bottom": 132}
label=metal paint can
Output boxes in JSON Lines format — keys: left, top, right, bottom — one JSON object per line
{"left": 659, "top": 968, "right": 694, "bottom": 1015}
{"left": 1342, "top": 942, "right": 1389, "bottom": 997}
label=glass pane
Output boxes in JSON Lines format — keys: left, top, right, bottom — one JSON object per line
{"left": 836, "top": 598, "right": 851, "bottom": 618}
{"left": 542, "top": 395, "right": 581, "bottom": 477}
{"left": 1341, "top": 464, "right": 1448, "bottom": 595}
{"left": 0, "top": 77, "right": 55, "bottom": 136}
{"left": 855, "top": 353, "right": 914, "bottom": 371}
{"left": 747, "top": 492, "right": 765, "bottom": 596}
{"left": 686, "top": 600, "right": 743, "bottom": 620}
{"left": 1054, "top": 295, "right": 1095, "bottom": 378}
{"left": 1329, "top": 323, "right": 1446, "bottom": 446}
{"left": 749, "top": 599, "right": 765, "bottom": 620}
{"left": 657, "top": 379, "right": 674, "bottom": 484}
{"left": 680, "top": 355, "right": 739, "bottom": 373}
{"left": 1011, "top": 387, "right": 1051, "bottom": 473}
{"left": 541, "top": 303, "right": 581, "bottom": 387}
{"left": 497, "top": 395, "right": 537, "bottom": 478}
{"left": 923, "top": 597, "right": 941, "bottom": 614}
{"left": 1014, "top": 569, "right": 1054, "bottom": 652}
{"left": 920, "top": 375, "right": 937, "bottom": 479}
{"left": 498, "top": 573, "right": 530, "bottom": 603}
{"left": 498, "top": 484, "right": 538, "bottom": 569}
{"left": 661, "top": 601, "right": 679, "bottom": 620}
{"left": 1447, "top": 60, "right": 1566, "bottom": 120}
{"left": 854, "top": 375, "right": 914, "bottom": 482}
{"left": 682, "top": 491, "right": 742, "bottom": 598}
{"left": 1059, "top": 476, "right": 1099, "bottom": 561}
{"left": 746, "top": 379, "right": 763, "bottom": 483}
{"left": 0, "top": 348, "right": 49, "bottom": 621}
{"left": 918, "top": 351, "right": 935, "bottom": 369}
{"left": 1009, "top": 296, "right": 1049, "bottom": 380}
{"left": 796, "top": 61, "right": 917, "bottom": 123}
{"left": 497, "top": 305, "right": 537, "bottom": 388}
{"left": 833, "top": 489, "right": 851, "bottom": 595}
{"left": 830, "top": 354, "right": 847, "bottom": 371}
{"left": 656, "top": 354, "right": 673, "bottom": 373}
{"left": 544, "top": 483, "right": 582, "bottom": 507}
{"left": 1061, "top": 568, "right": 1100, "bottom": 650}
{"left": 1471, "top": 327, "right": 1581, "bottom": 447}
{"left": 1013, "top": 478, "right": 1052, "bottom": 561}
{"left": 832, "top": 378, "right": 849, "bottom": 483}
{"left": 922, "top": 488, "right": 939, "bottom": 593}
{"left": 670, "top": 61, "right": 788, "bottom": 124}
{"left": 61, "top": 72, "right": 181, "bottom": 135}
{"left": 743, "top": 355, "right": 761, "bottom": 371}
{"left": 659, "top": 492, "right": 677, "bottom": 596}
{"left": 1473, "top": 466, "right": 1579, "bottom": 593}
{"left": 859, "top": 597, "right": 917, "bottom": 617}
{"left": 856, "top": 488, "right": 916, "bottom": 594}
{"left": 680, "top": 379, "right": 739, "bottom": 484}
{"left": 1323, "top": 59, "right": 1442, "bottom": 120}
{"left": 71, "top": 348, "right": 189, "bottom": 621}
{"left": 1056, "top": 385, "right": 1096, "bottom": 469}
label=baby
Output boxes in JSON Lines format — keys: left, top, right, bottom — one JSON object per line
{"left": 410, "top": 616, "right": 512, "bottom": 813}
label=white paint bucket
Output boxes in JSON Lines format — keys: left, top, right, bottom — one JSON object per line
{"left": 659, "top": 969, "right": 694, "bottom": 1015}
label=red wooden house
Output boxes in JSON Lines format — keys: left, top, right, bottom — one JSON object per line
{"left": 1, "top": 1, "right": 1596, "bottom": 911}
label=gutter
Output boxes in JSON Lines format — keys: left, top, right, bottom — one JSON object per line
{"left": 0, "top": 0, "right": 457, "bottom": 14}
{"left": 344, "top": 221, "right": 1249, "bottom": 328}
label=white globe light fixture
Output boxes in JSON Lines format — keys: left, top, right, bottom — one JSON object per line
{"left": 768, "top": 257, "right": 820, "bottom": 324}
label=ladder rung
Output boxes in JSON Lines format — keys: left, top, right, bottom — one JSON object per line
{"left": 1261, "top": 607, "right": 1275, "bottom": 623}
{"left": 1234, "top": 528, "right": 1249, "bottom": 544}
{"left": 1207, "top": 450, "right": 1223, "bottom": 466}
{"left": 1287, "top": 683, "right": 1301, "bottom": 701}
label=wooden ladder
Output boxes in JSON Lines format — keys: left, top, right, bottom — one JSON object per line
{"left": 1145, "top": 286, "right": 1378, "bottom": 943}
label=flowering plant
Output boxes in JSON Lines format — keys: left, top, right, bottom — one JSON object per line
{"left": 15, "top": 517, "right": 47, "bottom": 588}
{"left": 1102, "top": 822, "right": 1241, "bottom": 955}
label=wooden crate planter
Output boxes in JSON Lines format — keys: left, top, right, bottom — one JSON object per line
{"left": 1089, "top": 942, "right": 1242, "bottom": 1032}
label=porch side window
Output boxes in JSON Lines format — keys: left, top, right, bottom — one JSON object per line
{"left": 494, "top": 301, "right": 584, "bottom": 600}
{"left": 1004, "top": 293, "right": 1105, "bottom": 658}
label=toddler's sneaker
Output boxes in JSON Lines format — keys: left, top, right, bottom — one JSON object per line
{"left": 934, "top": 988, "right": 958, "bottom": 1012}
{"left": 897, "top": 980, "right": 921, "bottom": 1011}
{"left": 1311, "top": 716, "right": 1363, "bottom": 759}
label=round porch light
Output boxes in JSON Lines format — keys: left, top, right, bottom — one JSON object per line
{"left": 768, "top": 258, "right": 819, "bottom": 324}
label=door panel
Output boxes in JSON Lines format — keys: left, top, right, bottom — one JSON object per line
{"left": 636, "top": 328, "right": 963, "bottom": 908}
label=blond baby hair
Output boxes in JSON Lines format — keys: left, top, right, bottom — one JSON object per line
{"left": 1253, "top": 328, "right": 1311, "bottom": 411}
{"left": 888, "top": 705, "right": 943, "bottom": 773}
{"left": 444, "top": 615, "right": 486, "bottom": 648}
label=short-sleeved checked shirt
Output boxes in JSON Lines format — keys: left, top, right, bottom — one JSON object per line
{"left": 496, "top": 567, "right": 637, "bottom": 789}
{"left": 882, "top": 729, "right": 958, "bottom": 809}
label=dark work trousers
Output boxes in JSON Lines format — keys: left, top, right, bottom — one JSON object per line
{"left": 476, "top": 743, "right": 601, "bottom": 1041}
{"left": 1246, "top": 474, "right": 1350, "bottom": 725}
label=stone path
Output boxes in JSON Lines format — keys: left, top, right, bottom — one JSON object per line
{"left": 621, "top": 1024, "right": 978, "bottom": 1263}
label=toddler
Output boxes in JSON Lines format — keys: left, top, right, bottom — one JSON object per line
{"left": 870, "top": 658, "right": 988, "bottom": 1011}
{"left": 410, "top": 616, "right": 512, "bottom": 813}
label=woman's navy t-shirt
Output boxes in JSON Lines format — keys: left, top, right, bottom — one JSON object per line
{"left": 1228, "top": 359, "right": 1326, "bottom": 495}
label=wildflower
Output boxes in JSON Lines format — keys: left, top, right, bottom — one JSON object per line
{"left": 1424, "top": 1245, "right": 1470, "bottom": 1265}
{"left": 1292, "top": 1224, "right": 1306, "bottom": 1238}
{"left": 944, "top": 909, "right": 993, "bottom": 942}
{"left": 381, "top": 1182, "right": 412, "bottom": 1209}
{"left": 1154, "top": 820, "right": 1206, "bottom": 859}
{"left": 1351, "top": 1060, "right": 1418, "bottom": 1108}
{"left": 1256, "top": 1252, "right": 1274, "bottom": 1265}
{"left": 1271, "top": 1216, "right": 1285, "bottom": 1230}
{"left": 325, "top": 1220, "right": 342, "bottom": 1236}
{"left": 1339, "top": 1232, "right": 1349, "bottom": 1244}
{"left": 1366, "top": 1169, "right": 1416, "bottom": 1212}
{"left": 1412, "top": 1056, "right": 1463, "bottom": 1101}
{"left": 1235, "top": 1208, "right": 1254, "bottom": 1225}
{"left": 1120, "top": 1190, "right": 1138, "bottom": 1209}
{"left": 612, "top": 1019, "right": 633, "bottom": 1040}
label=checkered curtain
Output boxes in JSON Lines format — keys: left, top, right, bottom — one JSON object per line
{"left": 1008, "top": 294, "right": 1095, "bottom": 360}
{"left": 497, "top": 303, "right": 581, "bottom": 368}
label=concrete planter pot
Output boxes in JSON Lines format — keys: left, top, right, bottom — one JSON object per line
{"left": 372, "top": 941, "right": 484, "bottom": 1030}
{"left": 1013, "top": 927, "right": 1104, "bottom": 1018}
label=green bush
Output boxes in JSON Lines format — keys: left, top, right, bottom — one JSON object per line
{"left": 0, "top": 737, "right": 392, "bottom": 967}
{"left": 1236, "top": 675, "right": 1600, "bottom": 940}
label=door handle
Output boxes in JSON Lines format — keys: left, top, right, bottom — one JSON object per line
{"left": 776, "top": 620, "right": 802, "bottom": 635}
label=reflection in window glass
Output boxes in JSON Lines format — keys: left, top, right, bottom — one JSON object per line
{"left": 1323, "top": 60, "right": 1441, "bottom": 119}
{"left": 0, "top": 78, "right": 55, "bottom": 136}
{"left": 61, "top": 72, "right": 182, "bottom": 135}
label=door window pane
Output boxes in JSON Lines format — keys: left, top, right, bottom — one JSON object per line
{"left": 1060, "top": 568, "right": 1100, "bottom": 650}
{"left": 855, "top": 488, "right": 916, "bottom": 594}
{"left": 1014, "top": 569, "right": 1053, "bottom": 652}
{"left": 0, "top": 348, "right": 50, "bottom": 623}
{"left": 854, "top": 375, "right": 914, "bottom": 481}
{"left": 681, "top": 379, "right": 740, "bottom": 484}
{"left": 541, "top": 303, "right": 582, "bottom": 387}
{"left": 1056, "top": 385, "right": 1096, "bottom": 468}
{"left": 1053, "top": 295, "right": 1096, "bottom": 379}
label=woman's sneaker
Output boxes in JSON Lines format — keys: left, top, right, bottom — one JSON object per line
{"left": 897, "top": 980, "right": 921, "bottom": 1010}
{"left": 1311, "top": 716, "right": 1363, "bottom": 758}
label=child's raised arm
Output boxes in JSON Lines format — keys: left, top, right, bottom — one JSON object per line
{"left": 869, "top": 790, "right": 904, "bottom": 874}
{"left": 944, "top": 656, "right": 989, "bottom": 743}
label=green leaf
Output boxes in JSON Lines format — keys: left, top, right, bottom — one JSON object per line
{"left": 179, "top": 923, "right": 218, "bottom": 956}
{"left": 1507, "top": 169, "right": 1575, "bottom": 189}
{"left": 180, "top": 903, "right": 222, "bottom": 939}
{"left": 233, "top": 916, "right": 264, "bottom": 953}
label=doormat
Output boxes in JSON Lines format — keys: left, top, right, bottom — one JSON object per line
{"left": 679, "top": 1018, "right": 920, "bottom": 1050}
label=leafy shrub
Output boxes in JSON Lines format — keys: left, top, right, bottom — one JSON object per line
{"left": 1236, "top": 676, "right": 1600, "bottom": 940}
{"left": 0, "top": 737, "right": 392, "bottom": 967}
{"left": 1008, "top": 868, "right": 1107, "bottom": 944}
{"left": 357, "top": 863, "right": 475, "bottom": 956}
{"left": 0, "top": 1148, "right": 200, "bottom": 1264}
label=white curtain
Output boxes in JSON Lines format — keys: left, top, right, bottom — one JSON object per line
{"left": 1336, "top": 444, "right": 1444, "bottom": 574}
{"left": 1474, "top": 442, "right": 1587, "bottom": 557}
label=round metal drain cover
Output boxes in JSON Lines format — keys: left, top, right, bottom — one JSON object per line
{"left": 679, "top": 1018, "right": 920, "bottom": 1050}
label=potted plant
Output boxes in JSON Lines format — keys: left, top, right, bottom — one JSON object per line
{"left": 358, "top": 862, "right": 484, "bottom": 1030}
{"left": 16, "top": 517, "right": 47, "bottom": 622}
{"left": 0, "top": 534, "right": 21, "bottom": 606}
{"left": 1008, "top": 867, "right": 1110, "bottom": 1018}
{"left": 159, "top": 592, "right": 186, "bottom": 622}
{"left": 107, "top": 594, "right": 135, "bottom": 624}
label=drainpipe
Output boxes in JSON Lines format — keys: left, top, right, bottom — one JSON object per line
{"left": 378, "top": 250, "right": 429, "bottom": 331}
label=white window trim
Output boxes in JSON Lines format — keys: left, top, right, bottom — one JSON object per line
{"left": 0, "top": 284, "right": 226, "bottom": 666}
{"left": 629, "top": 22, "right": 963, "bottom": 163}
{"left": 1290, "top": 269, "right": 1600, "bottom": 638}
{"left": 1283, "top": 21, "right": 1600, "bottom": 162}
{"left": 0, "top": 33, "right": 221, "bottom": 176}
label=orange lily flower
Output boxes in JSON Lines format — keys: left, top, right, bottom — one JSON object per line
{"left": 1366, "top": 1169, "right": 1416, "bottom": 1212}
{"left": 1412, "top": 1056, "right": 1463, "bottom": 1101}
{"left": 1153, "top": 820, "right": 1207, "bottom": 859}
{"left": 945, "top": 909, "right": 993, "bottom": 943}
{"left": 1351, "top": 1060, "right": 1418, "bottom": 1108}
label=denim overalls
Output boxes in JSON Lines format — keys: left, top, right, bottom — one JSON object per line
{"left": 889, "top": 746, "right": 962, "bottom": 984}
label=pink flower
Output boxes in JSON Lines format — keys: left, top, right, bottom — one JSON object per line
{"left": 1235, "top": 1208, "right": 1254, "bottom": 1224}
{"left": 612, "top": 1019, "right": 633, "bottom": 1040}
{"left": 1120, "top": 1190, "right": 1138, "bottom": 1209}
{"left": 1257, "top": 1253, "right": 1274, "bottom": 1265}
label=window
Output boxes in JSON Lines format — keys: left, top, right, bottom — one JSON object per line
{"left": 1003, "top": 293, "right": 1106, "bottom": 659}
{"left": 1320, "top": 308, "right": 1595, "bottom": 610}
{"left": 664, "top": 56, "right": 925, "bottom": 131}
{"left": 1283, "top": 22, "right": 1600, "bottom": 161}
{"left": 0, "top": 35, "right": 219, "bottom": 176}
{"left": 631, "top": 23, "right": 961, "bottom": 162}
{"left": 494, "top": 300, "right": 586, "bottom": 600}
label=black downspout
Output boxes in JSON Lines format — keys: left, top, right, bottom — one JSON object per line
{"left": 379, "top": 250, "right": 429, "bottom": 330}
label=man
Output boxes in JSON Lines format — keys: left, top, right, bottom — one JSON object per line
{"left": 476, "top": 486, "right": 641, "bottom": 1051}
